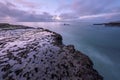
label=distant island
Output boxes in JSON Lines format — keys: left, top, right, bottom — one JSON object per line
{"left": 94, "top": 21, "right": 120, "bottom": 27}
{"left": 63, "top": 23, "right": 70, "bottom": 26}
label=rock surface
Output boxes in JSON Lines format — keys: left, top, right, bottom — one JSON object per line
{"left": 0, "top": 24, "right": 103, "bottom": 80}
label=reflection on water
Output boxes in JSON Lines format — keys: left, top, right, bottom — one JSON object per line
{"left": 14, "top": 22, "right": 120, "bottom": 80}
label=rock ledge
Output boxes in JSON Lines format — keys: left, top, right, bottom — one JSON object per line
{"left": 0, "top": 24, "right": 103, "bottom": 80}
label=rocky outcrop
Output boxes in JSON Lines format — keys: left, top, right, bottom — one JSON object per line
{"left": 0, "top": 24, "right": 103, "bottom": 80}
{"left": 104, "top": 22, "right": 120, "bottom": 26}
{"left": 0, "top": 23, "right": 34, "bottom": 30}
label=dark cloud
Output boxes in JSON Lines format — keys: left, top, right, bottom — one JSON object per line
{"left": 15, "top": 12, "right": 54, "bottom": 22}
{"left": 59, "top": 13, "right": 78, "bottom": 20}
{"left": 71, "top": 0, "right": 115, "bottom": 15}
{"left": 58, "top": 0, "right": 120, "bottom": 21}
{"left": 0, "top": 2, "right": 54, "bottom": 22}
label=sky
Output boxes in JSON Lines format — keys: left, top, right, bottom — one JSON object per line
{"left": 0, "top": 0, "right": 120, "bottom": 22}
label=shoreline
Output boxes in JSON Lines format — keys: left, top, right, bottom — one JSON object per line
{"left": 0, "top": 23, "right": 103, "bottom": 80}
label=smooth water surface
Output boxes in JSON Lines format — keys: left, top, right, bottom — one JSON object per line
{"left": 14, "top": 22, "right": 120, "bottom": 80}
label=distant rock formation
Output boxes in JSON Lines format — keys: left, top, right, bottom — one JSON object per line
{"left": 0, "top": 23, "right": 34, "bottom": 30}
{"left": 63, "top": 23, "right": 70, "bottom": 26}
{"left": 104, "top": 22, "right": 120, "bottom": 26}
{"left": 94, "top": 22, "right": 120, "bottom": 27}
{"left": 0, "top": 23, "right": 103, "bottom": 80}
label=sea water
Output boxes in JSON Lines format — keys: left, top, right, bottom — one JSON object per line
{"left": 15, "top": 22, "right": 120, "bottom": 80}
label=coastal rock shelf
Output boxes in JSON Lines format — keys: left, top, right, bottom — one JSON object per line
{"left": 0, "top": 24, "right": 103, "bottom": 80}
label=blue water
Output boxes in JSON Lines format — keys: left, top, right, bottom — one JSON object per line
{"left": 15, "top": 22, "right": 120, "bottom": 80}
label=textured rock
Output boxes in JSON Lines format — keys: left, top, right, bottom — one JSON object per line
{"left": 0, "top": 24, "right": 103, "bottom": 80}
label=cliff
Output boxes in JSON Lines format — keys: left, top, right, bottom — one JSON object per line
{"left": 0, "top": 24, "right": 103, "bottom": 80}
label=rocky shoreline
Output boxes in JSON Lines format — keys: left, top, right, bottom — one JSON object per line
{"left": 0, "top": 23, "right": 103, "bottom": 80}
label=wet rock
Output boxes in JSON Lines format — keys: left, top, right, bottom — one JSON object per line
{"left": 0, "top": 24, "right": 103, "bottom": 80}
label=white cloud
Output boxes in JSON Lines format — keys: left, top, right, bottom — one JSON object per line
{"left": 79, "top": 12, "right": 120, "bottom": 19}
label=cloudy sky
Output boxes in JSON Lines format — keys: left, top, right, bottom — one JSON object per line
{"left": 0, "top": 0, "right": 120, "bottom": 22}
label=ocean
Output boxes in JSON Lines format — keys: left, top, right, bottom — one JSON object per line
{"left": 14, "top": 22, "right": 120, "bottom": 80}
